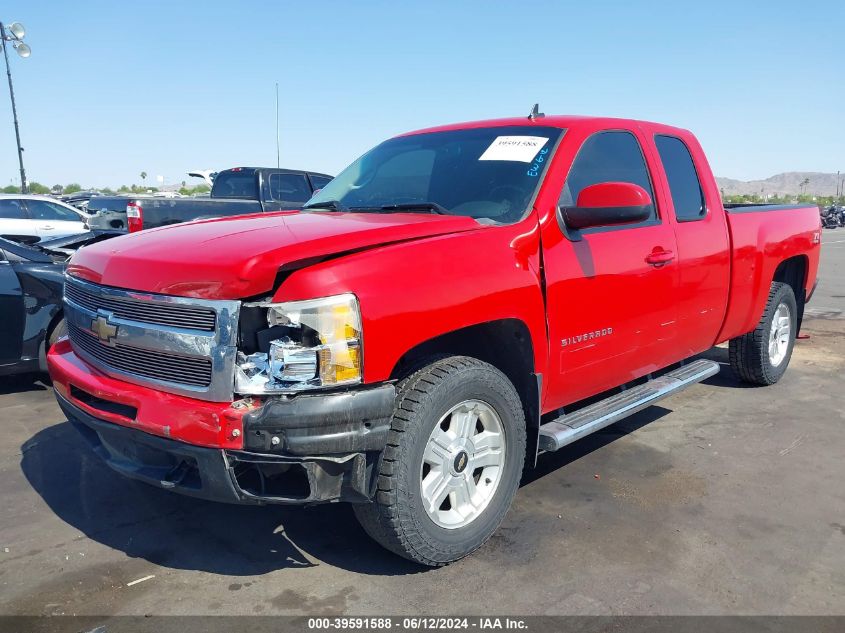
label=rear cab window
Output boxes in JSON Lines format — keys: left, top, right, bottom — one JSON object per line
{"left": 211, "top": 169, "right": 259, "bottom": 199}
{"left": 559, "top": 130, "right": 657, "bottom": 229}
{"left": 654, "top": 135, "right": 705, "bottom": 221}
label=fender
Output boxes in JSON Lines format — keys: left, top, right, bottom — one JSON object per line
{"left": 273, "top": 216, "right": 549, "bottom": 385}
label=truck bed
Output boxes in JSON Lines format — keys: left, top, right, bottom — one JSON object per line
{"left": 719, "top": 203, "right": 821, "bottom": 343}
{"left": 87, "top": 197, "right": 265, "bottom": 232}
{"left": 723, "top": 203, "right": 817, "bottom": 213}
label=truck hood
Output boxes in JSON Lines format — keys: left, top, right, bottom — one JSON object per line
{"left": 67, "top": 211, "right": 482, "bottom": 299}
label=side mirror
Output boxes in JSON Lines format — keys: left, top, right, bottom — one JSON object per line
{"left": 561, "top": 182, "right": 653, "bottom": 231}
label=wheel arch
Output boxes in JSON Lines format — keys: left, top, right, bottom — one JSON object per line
{"left": 389, "top": 318, "right": 542, "bottom": 467}
{"left": 772, "top": 255, "right": 808, "bottom": 332}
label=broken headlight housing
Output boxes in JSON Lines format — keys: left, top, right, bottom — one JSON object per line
{"left": 235, "top": 293, "right": 362, "bottom": 394}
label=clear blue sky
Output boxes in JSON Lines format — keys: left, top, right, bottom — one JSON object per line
{"left": 1, "top": 0, "right": 843, "bottom": 189}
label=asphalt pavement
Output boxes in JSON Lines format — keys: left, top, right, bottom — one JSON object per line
{"left": 0, "top": 230, "right": 843, "bottom": 616}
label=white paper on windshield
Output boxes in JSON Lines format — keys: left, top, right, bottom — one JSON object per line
{"left": 478, "top": 136, "right": 549, "bottom": 163}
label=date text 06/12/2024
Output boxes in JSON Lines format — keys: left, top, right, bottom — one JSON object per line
{"left": 306, "top": 617, "right": 528, "bottom": 630}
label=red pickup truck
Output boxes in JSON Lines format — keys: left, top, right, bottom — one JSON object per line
{"left": 48, "top": 114, "right": 821, "bottom": 566}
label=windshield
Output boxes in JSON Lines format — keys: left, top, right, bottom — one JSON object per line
{"left": 211, "top": 169, "right": 259, "bottom": 199}
{"left": 305, "top": 125, "right": 563, "bottom": 224}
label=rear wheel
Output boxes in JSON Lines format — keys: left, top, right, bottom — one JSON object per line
{"left": 354, "top": 356, "right": 526, "bottom": 566}
{"left": 729, "top": 282, "right": 797, "bottom": 385}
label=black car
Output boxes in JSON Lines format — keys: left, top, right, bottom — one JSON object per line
{"left": 0, "top": 232, "right": 121, "bottom": 376}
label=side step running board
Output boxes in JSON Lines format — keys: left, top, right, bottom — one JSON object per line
{"left": 538, "top": 359, "right": 720, "bottom": 452}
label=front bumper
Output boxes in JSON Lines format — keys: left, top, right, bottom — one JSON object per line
{"left": 49, "top": 340, "right": 396, "bottom": 505}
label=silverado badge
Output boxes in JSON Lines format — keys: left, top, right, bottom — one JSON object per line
{"left": 562, "top": 327, "right": 613, "bottom": 347}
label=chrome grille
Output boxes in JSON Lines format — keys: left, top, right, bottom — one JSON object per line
{"left": 63, "top": 275, "right": 240, "bottom": 401}
{"left": 68, "top": 322, "right": 213, "bottom": 387}
{"left": 65, "top": 278, "right": 216, "bottom": 331}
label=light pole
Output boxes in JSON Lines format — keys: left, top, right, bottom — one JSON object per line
{"left": 0, "top": 21, "right": 30, "bottom": 193}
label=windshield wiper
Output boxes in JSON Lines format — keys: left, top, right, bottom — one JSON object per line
{"left": 351, "top": 202, "right": 451, "bottom": 215}
{"left": 302, "top": 200, "right": 349, "bottom": 212}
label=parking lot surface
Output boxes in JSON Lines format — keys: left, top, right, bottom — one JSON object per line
{"left": 1, "top": 231, "right": 843, "bottom": 616}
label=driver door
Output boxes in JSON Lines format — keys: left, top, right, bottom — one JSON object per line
{"left": 540, "top": 129, "right": 679, "bottom": 411}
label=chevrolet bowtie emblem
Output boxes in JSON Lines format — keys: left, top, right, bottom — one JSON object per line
{"left": 91, "top": 313, "right": 118, "bottom": 346}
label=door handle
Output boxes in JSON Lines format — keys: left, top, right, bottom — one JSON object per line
{"left": 42, "top": 224, "right": 55, "bottom": 230}
{"left": 645, "top": 249, "right": 674, "bottom": 266}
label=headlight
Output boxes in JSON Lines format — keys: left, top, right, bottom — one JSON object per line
{"left": 235, "top": 293, "right": 362, "bottom": 394}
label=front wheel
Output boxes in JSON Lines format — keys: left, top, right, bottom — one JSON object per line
{"left": 354, "top": 356, "right": 526, "bottom": 566}
{"left": 729, "top": 282, "right": 797, "bottom": 385}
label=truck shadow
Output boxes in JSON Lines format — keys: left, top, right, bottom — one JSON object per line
{"left": 20, "top": 404, "right": 682, "bottom": 578}
{"left": 20, "top": 421, "right": 421, "bottom": 577}
{"left": 523, "top": 405, "right": 672, "bottom": 485}
{"left": 694, "top": 347, "right": 758, "bottom": 389}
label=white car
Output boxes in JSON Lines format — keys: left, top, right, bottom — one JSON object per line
{"left": 0, "top": 194, "right": 89, "bottom": 243}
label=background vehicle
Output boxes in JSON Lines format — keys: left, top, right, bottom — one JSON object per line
{"left": 820, "top": 205, "right": 843, "bottom": 229}
{"left": 49, "top": 115, "right": 821, "bottom": 566}
{"left": 0, "top": 231, "right": 120, "bottom": 376}
{"left": 60, "top": 190, "right": 101, "bottom": 212}
{"left": 0, "top": 194, "right": 90, "bottom": 244}
{"left": 87, "top": 167, "right": 333, "bottom": 232}
{"left": 187, "top": 169, "right": 218, "bottom": 187}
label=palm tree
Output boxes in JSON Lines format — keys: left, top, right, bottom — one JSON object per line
{"left": 799, "top": 177, "right": 810, "bottom": 195}
{"left": 140, "top": 171, "right": 147, "bottom": 184}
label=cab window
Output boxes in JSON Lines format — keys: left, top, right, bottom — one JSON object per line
{"left": 655, "top": 135, "right": 705, "bottom": 221}
{"left": 211, "top": 170, "right": 258, "bottom": 199}
{"left": 269, "top": 173, "right": 312, "bottom": 203}
{"left": 309, "top": 175, "right": 332, "bottom": 191}
{"left": 560, "top": 131, "right": 656, "bottom": 224}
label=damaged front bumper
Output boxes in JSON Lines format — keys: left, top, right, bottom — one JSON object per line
{"left": 50, "top": 341, "right": 396, "bottom": 505}
{"left": 57, "top": 389, "right": 394, "bottom": 505}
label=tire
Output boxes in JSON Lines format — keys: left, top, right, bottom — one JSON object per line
{"left": 354, "top": 356, "right": 526, "bottom": 566}
{"left": 729, "top": 282, "right": 797, "bottom": 385}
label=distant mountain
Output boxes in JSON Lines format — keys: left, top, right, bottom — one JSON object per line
{"left": 716, "top": 172, "right": 843, "bottom": 197}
